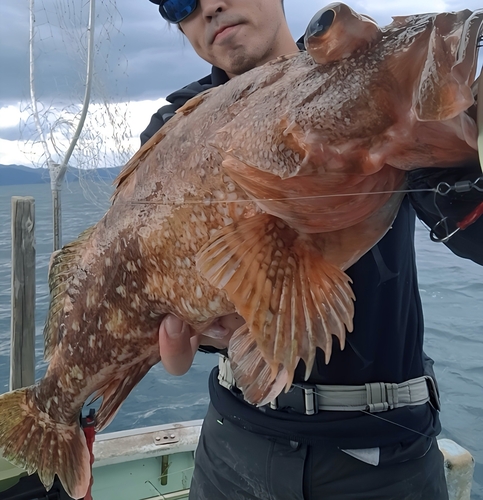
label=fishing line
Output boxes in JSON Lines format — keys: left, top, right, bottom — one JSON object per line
{"left": 129, "top": 187, "right": 437, "bottom": 206}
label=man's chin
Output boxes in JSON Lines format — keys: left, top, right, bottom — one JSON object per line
{"left": 223, "top": 52, "right": 261, "bottom": 77}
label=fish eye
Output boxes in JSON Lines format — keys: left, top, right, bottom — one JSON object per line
{"left": 307, "top": 9, "right": 335, "bottom": 39}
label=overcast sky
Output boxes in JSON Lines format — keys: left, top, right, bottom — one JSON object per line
{"left": 0, "top": 0, "right": 482, "bottom": 166}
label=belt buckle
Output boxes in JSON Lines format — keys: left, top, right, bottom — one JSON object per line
{"left": 425, "top": 376, "right": 441, "bottom": 411}
{"left": 366, "top": 382, "right": 395, "bottom": 413}
{"left": 272, "top": 384, "right": 318, "bottom": 415}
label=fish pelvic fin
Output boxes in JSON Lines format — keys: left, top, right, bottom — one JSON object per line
{"left": 197, "top": 214, "right": 355, "bottom": 397}
{"left": 228, "top": 323, "right": 290, "bottom": 406}
{"left": 44, "top": 225, "right": 96, "bottom": 361}
{"left": 0, "top": 387, "right": 90, "bottom": 499}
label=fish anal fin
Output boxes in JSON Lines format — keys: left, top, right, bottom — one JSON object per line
{"left": 0, "top": 387, "right": 90, "bottom": 499}
{"left": 197, "top": 214, "right": 355, "bottom": 393}
{"left": 89, "top": 357, "right": 158, "bottom": 431}
{"left": 44, "top": 225, "right": 96, "bottom": 361}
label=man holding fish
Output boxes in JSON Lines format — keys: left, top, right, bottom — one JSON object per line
{"left": 144, "top": 0, "right": 483, "bottom": 499}
{"left": 2, "top": 1, "right": 483, "bottom": 498}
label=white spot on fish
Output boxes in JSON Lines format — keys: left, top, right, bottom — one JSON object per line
{"left": 70, "top": 365, "right": 84, "bottom": 380}
{"left": 213, "top": 190, "right": 226, "bottom": 200}
{"left": 126, "top": 261, "right": 137, "bottom": 272}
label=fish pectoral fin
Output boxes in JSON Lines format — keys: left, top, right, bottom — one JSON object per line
{"left": 44, "top": 225, "right": 96, "bottom": 361}
{"left": 0, "top": 387, "right": 90, "bottom": 499}
{"left": 89, "top": 357, "right": 158, "bottom": 431}
{"left": 196, "top": 214, "right": 355, "bottom": 385}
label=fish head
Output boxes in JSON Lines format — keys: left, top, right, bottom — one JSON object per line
{"left": 304, "top": 3, "right": 382, "bottom": 65}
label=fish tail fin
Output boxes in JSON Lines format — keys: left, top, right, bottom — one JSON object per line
{"left": 0, "top": 387, "right": 90, "bottom": 499}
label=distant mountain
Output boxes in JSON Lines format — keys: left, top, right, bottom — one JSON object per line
{"left": 0, "top": 164, "right": 122, "bottom": 186}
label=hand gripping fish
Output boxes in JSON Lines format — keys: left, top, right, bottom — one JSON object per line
{"left": 0, "top": 4, "right": 481, "bottom": 497}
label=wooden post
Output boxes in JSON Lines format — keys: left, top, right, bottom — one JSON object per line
{"left": 10, "top": 196, "right": 36, "bottom": 390}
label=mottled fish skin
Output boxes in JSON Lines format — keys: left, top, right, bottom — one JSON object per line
{"left": 0, "top": 4, "right": 481, "bottom": 498}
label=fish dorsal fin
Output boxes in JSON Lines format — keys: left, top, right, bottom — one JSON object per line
{"left": 197, "top": 214, "right": 355, "bottom": 388}
{"left": 111, "top": 111, "right": 183, "bottom": 203}
{"left": 176, "top": 92, "right": 208, "bottom": 116}
{"left": 112, "top": 91, "right": 211, "bottom": 203}
{"left": 43, "top": 225, "right": 96, "bottom": 361}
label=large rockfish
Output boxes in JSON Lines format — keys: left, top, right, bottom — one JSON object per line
{"left": 0, "top": 3, "right": 481, "bottom": 497}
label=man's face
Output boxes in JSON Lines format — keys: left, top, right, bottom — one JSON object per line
{"left": 179, "top": 0, "right": 296, "bottom": 78}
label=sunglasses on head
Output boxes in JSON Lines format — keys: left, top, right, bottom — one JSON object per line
{"left": 157, "top": 0, "right": 199, "bottom": 24}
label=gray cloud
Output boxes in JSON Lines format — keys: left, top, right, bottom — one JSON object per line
{"left": 0, "top": 1, "right": 351, "bottom": 108}
{"left": 0, "top": 125, "right": 25, "bottom": 141}
{"left": 1, "top": 0, "right": 482, "bottom": 110}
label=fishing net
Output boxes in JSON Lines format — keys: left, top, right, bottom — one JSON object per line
{"left": 20, "top": 0, "right": 133, "bottom": 208}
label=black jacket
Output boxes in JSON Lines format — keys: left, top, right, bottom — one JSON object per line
{"left": 141, "top": 58, "right": 483, "bottom": 449}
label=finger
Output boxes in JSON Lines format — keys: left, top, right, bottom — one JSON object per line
{"left": 159, "top": 315, "right": 196, "bottom": 376}
{"left": 197, "top": 314, "right": 245, "bottom": 349}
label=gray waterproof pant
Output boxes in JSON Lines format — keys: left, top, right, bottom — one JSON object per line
{"left": 189, "top": 404, "right": 449, "bottom": 500}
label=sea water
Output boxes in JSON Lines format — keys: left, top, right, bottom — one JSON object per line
{"left": 0, "top": 181, "right": 481, "bottom": 497}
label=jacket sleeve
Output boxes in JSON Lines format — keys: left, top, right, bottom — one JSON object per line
{"left": 407, "top": 164, "right": 483, "bottom": 265}
{"left": 140, "top": 103, "right": 179, "bottom": 146}
{"left": 140, "top": 76, "right": 214, "bottom": 146}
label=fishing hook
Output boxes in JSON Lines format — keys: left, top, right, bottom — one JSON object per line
{"left": 431, "top": 177, "right": 483, "bottom": 242}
